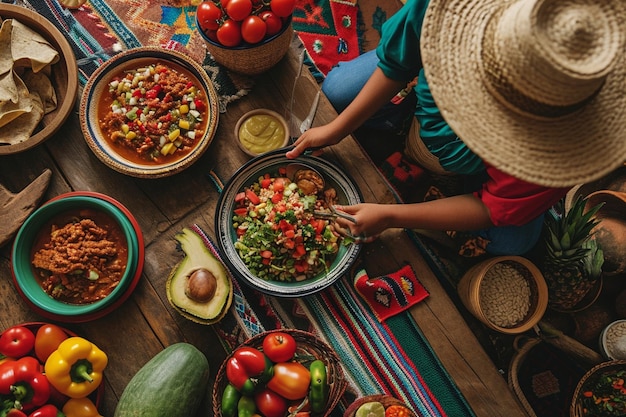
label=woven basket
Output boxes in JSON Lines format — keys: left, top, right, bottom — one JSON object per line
{"left": 212, "top": 329, "right": 347, "bottom": 417}
{"left": 343, "top": 395, "right": 417, "bottom": 417}
{"left": 570, "top": 360, "right": 626, "bottom": 417}
{"left": 200, "top": 20, "right": 293, "bottom": 76}
{"left": 457, "top": 256, "right": 548, "bottom": 334}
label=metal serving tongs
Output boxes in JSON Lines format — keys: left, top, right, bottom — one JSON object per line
{"left": 312, "top": 204, "right": 357, "bottom": 225}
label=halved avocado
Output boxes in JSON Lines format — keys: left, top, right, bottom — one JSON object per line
{"left": 166, "top": 227, "right": 233, "bottom": 324}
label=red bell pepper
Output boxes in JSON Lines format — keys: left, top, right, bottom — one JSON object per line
{"left": 0, "top": 356, "right": 50, "bottom": 412}
{"left": 27, "top": 404, "right": 64, "bottom": 417}
{"left": 225, "top": 347, "right": 273, "bottom": 396}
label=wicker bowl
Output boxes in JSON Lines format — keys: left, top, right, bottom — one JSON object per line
{"left": 457, "top": 256, "right": 548, "bottom": 334}
{"left": 570, "top": 360, "right": 626, "bottom": 417}
{"left": 212, "top": 329, "right": 347, "bottom": 417}
{"left": 344, "top": 395, "right": 416, "bottom": 417}
{"left": 198, "top": 18, "right": 293, "bottom": 75}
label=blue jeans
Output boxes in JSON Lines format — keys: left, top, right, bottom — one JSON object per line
{"left": 322, "top": 50, "right": 415, "bottom": 132}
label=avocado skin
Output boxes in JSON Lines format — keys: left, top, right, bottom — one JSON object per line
{"left": 166, "top": 228, "right": 232, "bottom": 322}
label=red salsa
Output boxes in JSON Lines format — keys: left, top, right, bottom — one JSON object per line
{"left": 98, "top": 60, "right": 209, "bottom": 164}
{"left": 31, "top": 208, "right": 129, "bottom": 304}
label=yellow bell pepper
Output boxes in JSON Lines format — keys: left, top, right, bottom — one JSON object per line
{"left": 44, "top": 336, "right": 108, "bottom": 398}
{"left": 62, "top": 397, "right": 103, "bottom": 417}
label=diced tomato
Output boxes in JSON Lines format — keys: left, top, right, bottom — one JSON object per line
{"left": 234, "top": 207, "right": 248, "bottom": 217}
{"left": 145, "top": 89, "right": 158, "bottom": 99}
{"left": 271, "top": 192, "right": 283, "bottom": 204}
{"left": 245, "top": 189, "right": 261, "bottom": 205}
{"left": 283, "top": 239, "right": 295, "bottom": 249}
{"left": 261, "top": 178, "right": 272, "bottom": 189}
{"left": 274, "top": 202, "right": 287, "bottom": 213}
{"left": 235, "top": 192, "right": 246, "bottom": 203}
{"left": 294, "top": 261, "right": 308, "bottom": 273}
{"left": 194, "top": 98, "right": 206, "bottom": 112}
{"left": 279, "top": 219, "right": 294, "bottom": 232}
{"left": 261, "top": 250, "right": 273, "bottom": 259}
{"left": 294, "top": 244, "right": 306, "bottom": 258}
{"left": 272, "top": 178, "right": 285, "bottom": 193}
{"left": 283, "top": 229, "right": 295, "bottom": 239}
{"left": 236, "top": 226, "right": 247, "bottom": 236}
{"left": 132, "top": 89, "right": 143, "bottom": 98}
{"left": 262, "top": 258, "right": 271, "bottom": 265}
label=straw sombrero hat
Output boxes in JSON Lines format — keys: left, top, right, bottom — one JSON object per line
{"left": 421, "top": 0, "right": 626, "bottom": 187}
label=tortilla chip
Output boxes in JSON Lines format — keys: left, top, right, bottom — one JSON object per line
{"left": 0, "top": 19, "right": 12, "bottom": 74}
{"left": 0, "top": 71, "right": 34, "bottom": 127}
{"left": 0, "top": 93, "right": 43, "bottom": 145}
{"left": 21, "top": 69, "right": 57, "bottom": 114}
{"left": 0, "top": 70, "right": 18, "bottom": 104}
{"left": 11, "top": 19, "right": 59, "bottom": 73}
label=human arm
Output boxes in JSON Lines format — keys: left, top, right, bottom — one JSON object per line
{"left": 334, "top": 194, "right": 494, "bottom": 238}
{"left": 286, "top": 67, "right": 407, "bottom": 158}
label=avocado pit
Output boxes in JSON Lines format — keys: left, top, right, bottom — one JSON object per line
{"left": 185, "top": 268, "right": 217, "bottom": 302}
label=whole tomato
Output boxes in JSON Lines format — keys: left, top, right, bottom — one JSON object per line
{"left": 225, "top": 0, "right": 252, "bottom": 22}
{"left": 262, "top": 332, "right": 296, "bottom": 363}
{"left": 254, "top": 388, "right": 288, "bottom": 417}
{"left": 217, "top": 19, "right": 242, "bottom": 47}
{"left": 259, "top": 10, "right": 282, "bottom": 37}
{"left": 34, "top": 324, "right": 68, "bottom": 363}
{"left": 0, "top": 326, "right": 35, "bottom": 358}
{"left": 266, "top": 362, "right": 310, "bottom": 400}
{"left": 241, "top": 15, "right": 267, "bottom": 44}
{"left": 197, "top": 1, "right": 223, "bottom": 31}
{"left": 270, "top": 0, "right": 295, "bottom": 18}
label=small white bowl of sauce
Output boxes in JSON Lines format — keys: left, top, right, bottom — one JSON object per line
{"left": 235, "top": 109, "right": 289, "bottom": 157}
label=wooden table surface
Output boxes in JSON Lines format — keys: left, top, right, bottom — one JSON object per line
{"left": 0, "top": 47, "right": 529, "bottom": 417}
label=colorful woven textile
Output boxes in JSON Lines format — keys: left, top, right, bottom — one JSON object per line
{"left": 25, "top": 0, "right": 252, "bottom": 109}
{"left": 187, "top": 224, "right": 475, "bottom": 417}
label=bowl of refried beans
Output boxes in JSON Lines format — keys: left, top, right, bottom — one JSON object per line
{"left": 11, "top": 192, "right": 144, "bottom": 321}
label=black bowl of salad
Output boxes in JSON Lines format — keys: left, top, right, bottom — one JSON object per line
{"left": 215, "top": 149, "right": 363, "bottom": 297}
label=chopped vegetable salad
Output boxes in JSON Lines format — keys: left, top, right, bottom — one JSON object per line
{"left": 232, "top": 170, "right": 343, "bottom": 282}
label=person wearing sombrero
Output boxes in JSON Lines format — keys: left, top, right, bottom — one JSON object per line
{"left": 287, "top": 0, "right": 626, "bottom": 255}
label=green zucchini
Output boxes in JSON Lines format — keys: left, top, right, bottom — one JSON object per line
{"left": 114, "top": 343, "right": 210, "bottom": 417}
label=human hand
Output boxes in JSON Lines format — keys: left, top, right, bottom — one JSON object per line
{"left": 332, "top": 203, "right": 390, "bottom": 243}
{"left": 285, "top": 125, "right": 343, "bottom": 159}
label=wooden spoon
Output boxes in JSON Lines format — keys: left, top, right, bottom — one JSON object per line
{"left": 0, "top": 168, "right": 51, "bottom": 247}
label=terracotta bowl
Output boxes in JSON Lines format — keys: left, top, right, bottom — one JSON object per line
{"left": 0, "top": 3, "right": 78, "bottom": 155}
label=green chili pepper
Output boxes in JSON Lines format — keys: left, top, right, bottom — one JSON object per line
{"left": 309, "top": 360, "right": 328, "bottom": 414}
{"left": 221, "top": 384, "right": 241, "bottom": 417}
{"left": 237, "top": 396, "right": 257, "bottom": 417}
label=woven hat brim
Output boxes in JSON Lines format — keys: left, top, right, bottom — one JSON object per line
{"left": 421, "top": 0, "right": 626, "bottom": 187}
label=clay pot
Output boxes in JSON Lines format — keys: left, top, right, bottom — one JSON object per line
{"left": 584, "top": 190, "right": 626, "bottom": 276}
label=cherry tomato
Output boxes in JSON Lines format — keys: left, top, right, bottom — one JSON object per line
{"left": 225, "top": 0, "right": 252, "bottom": 21}
{"left": 262, "top": 331, "right": 297, "bottom": 363}
{"left": 241, "top": 15, "right": 267, "bottom": 44}
{"left": 254, "top": 388, "right": 288, "bottom": 417}
{"left": 0, "top": 326, "right": 35, "bottom": 358}
{"left": 270, "top": 0, "right": 295, "bottom": 18}
{"left": 266, "top": 362, "right": 310, "bottom": 400}
{"left": 259, "top": 10, "right": 282, "bottom": 37}
{"left": 197, "top": 1, "right": 223, "bottom": 31}
{"left": 34, "top": 324, "right": 68, "bottom": 363}
{"left": 217, "top": 19, "right": 242, "bottom": 47}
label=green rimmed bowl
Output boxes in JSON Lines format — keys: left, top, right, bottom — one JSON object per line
{"left": 11, "top": 192, "right": 143, "bottom": 320}
{"left": 214, "top": 149, "right": 362, "bottom": 297}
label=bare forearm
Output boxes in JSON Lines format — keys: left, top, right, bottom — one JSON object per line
{"left": 329, "top": 68, "right": 406, "bottom": 137}
{"left": 383, "top": 194, "right": 494, "bottom": 231}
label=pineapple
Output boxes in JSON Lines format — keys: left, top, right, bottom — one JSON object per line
{"left": 541, "top": 196, "right": 604, "bottom": 311}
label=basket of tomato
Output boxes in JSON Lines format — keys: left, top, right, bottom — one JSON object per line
{"left": 344, "top": 395, "right": 417, "bottom": 417}
{"left": 196, "top": 0, "right": 295, "bottom": 75}
{"left": 0, "top": 322, "right": 106, "bottom": 417}
{"left": 212, "top": 329, "right": 347, "bottom": 417}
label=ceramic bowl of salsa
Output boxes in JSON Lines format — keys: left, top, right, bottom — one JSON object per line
{"left": 234, "top": 109, "right": 290, "bottom": 157}
{"left": 11, "top": 192, "right": 144, "bottom": 321}
{"left": 214, "top": 149, "right": 363, "bottom": 297}
{"left": 79, "top": 46, "right": 219, "bottom": 178}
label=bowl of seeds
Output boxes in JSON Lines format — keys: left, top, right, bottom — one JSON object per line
{"left": 457, "top": 256, "right": 548, "bottom": 334}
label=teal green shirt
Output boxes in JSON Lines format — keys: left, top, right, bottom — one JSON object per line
{"left": 376, "top": 0, "right": 484, "bottom": 175}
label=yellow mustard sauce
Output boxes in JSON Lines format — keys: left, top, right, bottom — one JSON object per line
{"left": 238, "top": 114, "right": 286, "bottom": 154}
